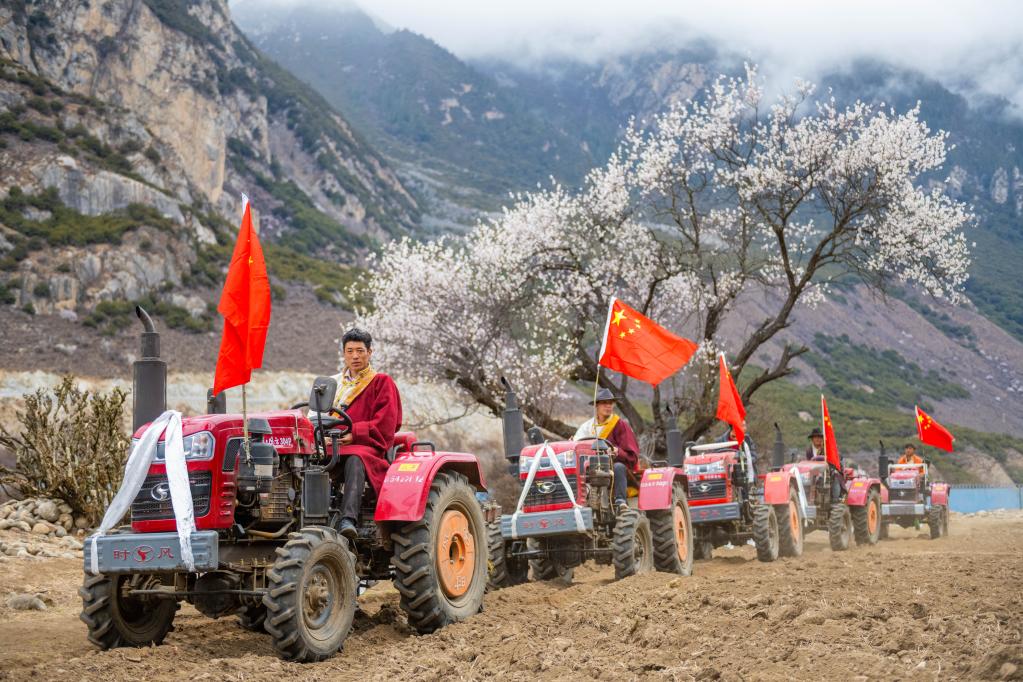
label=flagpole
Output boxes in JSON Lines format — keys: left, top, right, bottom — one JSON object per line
{"left": 242, "top": 383, "right": 250, "bottom": 462}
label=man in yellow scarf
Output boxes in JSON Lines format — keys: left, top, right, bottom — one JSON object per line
{"left": 573, "top": 388, "right": 641, "bottom": 512}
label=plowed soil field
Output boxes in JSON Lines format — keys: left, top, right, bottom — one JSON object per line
{"left": 1, "top": 513, "right": 1020, "bottom": 681}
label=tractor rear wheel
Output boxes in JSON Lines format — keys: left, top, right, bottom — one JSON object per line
{"left": 612, "top": 509, "right": 654, "bottom": 580}
{"left": 752, "top": 504, "right": 779, "bottom": 562}
{"left": 79, "top": 573, "right": 179, "bottom": 649}
{"left": 879, "top": 521, "right": 889, "bottom": 540}
{"left": 392, "top": 471, "right": 488, "bottom": 633}
{"left": 487, "top": 522, "right": 528, "bottom": 590}
{"left": 237, "top": 602, "right": 267, "bottom": 632}
{"left": 776, "top": 487, "right": 804, "bottom": 558}
{"left": 648, "top": 482, "right": 694, "bottom": 576}
{"left": 262, "top": 527, "right": 356, "bottom": 662}
{"left": 927, "top": 505, "right": 945, "bottom": 539}
{"left": 853, "top": 489, "right": 882, "bottom": 546}
{"left": 526, "top": 538, "right": 574, "bottom": 584}
{"left": 828, "top": 504, "right": 853, "bottom": 551}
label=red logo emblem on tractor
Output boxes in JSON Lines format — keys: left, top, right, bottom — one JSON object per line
{"left": 539, "top": 518, "right": 549, "bottom": 529}
{"left": 134, "top": 545, "right": 155, "bottom": 563}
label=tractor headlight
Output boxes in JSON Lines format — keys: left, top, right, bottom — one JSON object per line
{"left": 519, "top": 455, "right": 532, "bottom": 475}
{"left": 685, "top": 460, "right": 726, "bottom": 475}
{"left": 133, "top": 431, "right": 216, "bottom": 461}
{"left": 519, "top": 450, "right": 575, "bottom": 474}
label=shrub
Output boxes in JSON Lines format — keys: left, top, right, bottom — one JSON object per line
{"left": 32, "top": 281, "right": 50, "bottom": 297}
{"left": 0, "top": 376, "right": 130, "bottom": 523}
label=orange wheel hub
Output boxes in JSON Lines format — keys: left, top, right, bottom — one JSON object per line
{"left": 789, "top": 500, "right": 800, "bottom": 538}
{"left": 437, "top": 509, "right": 476, "bottom": 598}
{"left": 674, "top": 503, "right": 688, "bottom": 562}
{"left": 868, "top": 499, "right": 879, "bottom": 534}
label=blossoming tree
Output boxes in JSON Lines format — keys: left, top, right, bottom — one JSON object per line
{"left": 355, "top": 65, "right": 972, "bottom": 444}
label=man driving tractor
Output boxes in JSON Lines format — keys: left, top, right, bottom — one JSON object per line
{"left": 805, "top": 428, "right": 825, "bottom": 461}
{"left": 330, "top": 328, "right": 402, "bottom": 540}
{"left": 898, "top": 443, "right": 924, "bottom": 466}
{"left": 573, "top": 387, "right": 640, "bottom": 512}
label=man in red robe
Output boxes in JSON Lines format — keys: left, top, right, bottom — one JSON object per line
{"left": 573, "top": 387, "right": 641, "bottom": 512}
{"left": 332, "top": 328, "right": 402, "bottom": 540}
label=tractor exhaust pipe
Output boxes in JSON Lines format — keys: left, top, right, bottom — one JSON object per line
{"left": 132, "top": 305, "right": 166, "bottom": 431}
{"left": 207, "top": 388, "right": 226, "bottom": 414}
{"left": 878, "top": 440, "right": 890, "bottom": 481}
{"left": 772, "top": 422, "right": 785, "bottom": 470}
{"left": 665, "top": 407, "right": 683, "bottom": 467}
{"left": 500, "top": 377, "right": 524, "bottom": 474}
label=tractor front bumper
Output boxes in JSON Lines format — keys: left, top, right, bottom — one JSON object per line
{"left": 690, "top": 502, "right": 741, "bottom": 525}
{"left": 83, "top": 530, "right": 220, "bottom": 574}
{"left": 500, "top": 508, "right": 593, "bottom": 539}
{"left": 882, "top": 503, "right": 925, "bottom": 517}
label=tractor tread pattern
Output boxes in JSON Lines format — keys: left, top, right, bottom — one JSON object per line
{"left": 527, "top": 537, "right": 574, "bottom": 584}
{"left": 612, "top": 509, "right": 651, "bottom": 580}
{"left": 776, "top": 487, "right": 804, "bottom": 558}
{"left": 928, "top": 505, "right": 944, "bottom": 539}
{"left": 829, "top": 503, "right": 852, "bottom": 551}
{"left": 487, "top": 522, "right": 527, "bottom": 590}
{"left": 391, "top": 471, "right": 487, "bottom": 634}
{"left": 852, "top": 489, "right": 881, "bottom": 546}
{"left": 647, "top": 482, "right": 694, "bottom": 576}
{"left": 79, "top": 573, "right": 178, "bottom": 650}
{"left": 261, "top": 526, "right": 356, "bottom": 662}
{"left": 752, "top": 503, "right": 779, "bottom": 562}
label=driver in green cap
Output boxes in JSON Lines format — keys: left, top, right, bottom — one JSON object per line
{"left": 573, "top": 387, "right": 641, "bottom": 512}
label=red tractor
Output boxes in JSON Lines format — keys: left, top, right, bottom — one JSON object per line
{"left": 762, "top": 425, "right": 887, "bottom": 552}
{"left": 81, "top": 376, "right": 493, "bottom": 662}
{"left": 683, "top": 441, "right": 784, "bottom": 562}
{"left": 878, "top": 443, "right": 950, "bottom": 539}
{"left": 488, "top": 382, "right": 693, "bottom": 585}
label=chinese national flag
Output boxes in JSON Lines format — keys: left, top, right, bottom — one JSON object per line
{"left": 916, "top": 406, "right": 955, "bottom": 452}
{"left": 212, "top": 197, "right": 272, "bottom": 395}
{"left": 820, "top": 395, "right": 841, "bottom": 470}
{"left": 716, "top": 353, "right": 746, "bottom": 444}
{"left": 598, "top": 298, "right": 698, "bottom": 386}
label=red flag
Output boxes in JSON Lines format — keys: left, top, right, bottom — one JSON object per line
{"left": 598, "top": 298, "right": 698, "bottom": 386}
{"left": 820, "top": 395, "right": 841, "bottom": 470}
{"left": 716, "top": 353, "right": 746, "bottom": 444}
{"left": 916, "top": 406, "right": 955, "bottom": 452}
{"left": 213, "top": 198, "right": 272, "bottom": 395}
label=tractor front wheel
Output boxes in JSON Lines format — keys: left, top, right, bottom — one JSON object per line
{"left": 776, "top": 487, "right": 804, "bottom": 558}
{"left": 828, "top": 504, "right": 853, "bottom": 551}
{"left": 487, "top": 522, "right": 528, "bottom": 590}
{"left": 392, "top": 471, "right": 488, "bottom": 633}
{"left": 262, "top": 527, "right": 357, "bottom": 662}
{"left": 237, "top": 602, "right": 267, "bottom": 632}
{"left": 752, "top": 504, "right": 779, "bottom": 562}
{"left": 927, "top": 505, "right": 946, "bottom": 539}
{"left": 648, "top": 482, "right": 694, "bottom": 576}
{"left": 852, "top": 489, "right": 882, "bottom": 546}
{"left": 612, "top": 509, "right": 654, "bottom": 579}
{"left": 79, "top": 573, "right": 179, "bottom": 649}
{"left": 527, "top": 538, "right": 574, "bottom": 584}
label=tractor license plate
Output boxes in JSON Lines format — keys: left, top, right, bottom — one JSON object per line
{"left": 690, "top": 502, "right": 741, "bottom": 524}
{"left": 501, "top": 508, "right": 593, "bottom": 539}
{"left": 83, "top": 531, "right": 219, "bottom": 574}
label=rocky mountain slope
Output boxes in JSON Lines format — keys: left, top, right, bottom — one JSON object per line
{"left": 0, "top": 0, "right": 417, "bottom": 320}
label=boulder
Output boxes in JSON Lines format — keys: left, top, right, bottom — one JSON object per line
{"left": 31, "top": 522, "right": 53, "bottom": 535}
{"left": 35, "top": 500, "right": 60, "bottom": 523}
{"left": 73, "top": 516, "right": 91, "bottom": 530}
{"left": 6, "top": 594, "right": 47, "bottom": 611}
{"left": 58, "top": 513, "right": 73, "bottom": 529}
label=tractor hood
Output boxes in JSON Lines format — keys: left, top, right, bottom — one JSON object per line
{"left": 685, "top": 451, "right": 736, "bottom": 466}
{"left": 131, "top": 409, "right": 314, "bottom": 455}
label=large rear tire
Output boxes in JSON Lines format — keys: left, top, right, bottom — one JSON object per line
{"left": 486, "top": 522, "right": 528, "bottom": 590}
{"left": 927, "top": 505, "right": 945, "bottom": 539}
{"left": 752, "top": 504, "right": 779, "bottom": 562}
{"left": 262, "top": 527, "right": 357, "bottom": 662}
{"left": 648, "top": 482, "right": 694, "bottom": 576}
{"left": 80, "top": 573, "right": 178, "bottom": 649}
{"left": 828, "top": 504, "right": 853, "bottom": 551}
{"left": 392, "top": 471, "right": 488, "bottom": 633}
{"left": 852, "top": 489, "right": 882, "bottom": 546}
{"left": 776, "top": 487, "right": 804, "bottom": 558}
{"left": 612, "top": 509, "right": 654, "bottom": 580}
{"left": 526, "top": 538, "right": 574, "bottom": 584}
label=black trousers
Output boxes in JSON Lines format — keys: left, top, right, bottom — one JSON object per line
{"left": 613, "top": 462, "right": 628, "bottom": 503}
{"left": 341, "top": 456, "right": 366, "bottom": 521}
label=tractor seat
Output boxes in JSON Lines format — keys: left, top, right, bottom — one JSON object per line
{"left": 386, "top": 431, "right": 418, "bottom": 463}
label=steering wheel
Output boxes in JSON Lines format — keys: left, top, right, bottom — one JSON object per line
{"left": 325, "top": 407, "right": 354, "bottom": 435}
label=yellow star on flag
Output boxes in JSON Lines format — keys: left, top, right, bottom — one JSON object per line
{"left": 619, "top": 331, "right": 627, "bottom": 339}
{"left": 612, "top": 309, "right": 627, "bottom": 326}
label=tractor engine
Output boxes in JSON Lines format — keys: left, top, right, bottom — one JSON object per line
{"left": 518, "top": 441, "right": 614, "bottom": 525}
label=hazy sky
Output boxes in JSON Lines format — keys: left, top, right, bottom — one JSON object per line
{"left": 237, "top": 1, "right": 1023, "bottom": 108}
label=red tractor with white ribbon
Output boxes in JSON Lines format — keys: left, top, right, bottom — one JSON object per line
{"left": 761, "top": 425, "right": 887, "bottom": 552}
{"left": 80, "top": 376, "right": 494, "bottom": 662}
{"left": 878, "top": 442, "right": 950, "bottom": 539}
{"left": 488, "top": 382, "right": 694, "bottom": 585}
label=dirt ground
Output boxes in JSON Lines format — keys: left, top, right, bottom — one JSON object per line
{"left": 0, "top": 514, "right": 1020, "bottom": 682}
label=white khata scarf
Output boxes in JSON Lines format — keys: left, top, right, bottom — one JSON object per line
{"left": 334, "top": 365, "right": 376, "bottom": 408}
